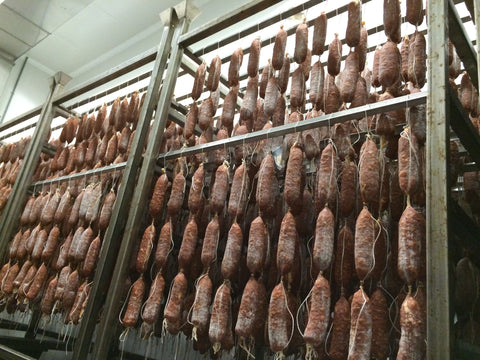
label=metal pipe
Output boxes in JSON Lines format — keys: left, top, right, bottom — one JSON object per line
{"left": 90, "top": 8, "right": 190, "bottom": 359}
{"left": 157, "top": 91, "right": 426, "bottom": 162}
{"left": 72, "top": 7, "right": 181, "bottom": 360}
{"left": 427, "top": 0, "right": 452, "bottom": 358}
{"left": 0, "top": 56, "right": 28, "bottom": 124}
{"left": 0, "top": 71, "right": 70, "bottom": 263}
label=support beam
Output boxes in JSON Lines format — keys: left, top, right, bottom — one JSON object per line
{"left": 71, "top": 8, "right": 179, "bottom": 360}
{"left": 427, "top": 0, "right": 452, "bottom": 358}
{"left": 90, "top": 7, "right": 190, "bottom": 359}
{"left": 0, "top": 71, "right": 70, "bottom": 260}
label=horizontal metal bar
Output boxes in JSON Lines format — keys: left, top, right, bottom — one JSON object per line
{"left": 449, "top": 85, "right": 480, "bottom": 165}
{"left": 0, "top": 106, "right": 42, "bottom": 134}
{"left": 66, "top": 71, "right": 152, "bottom": 112}
{"left": 194, "top": 0, "right": 327, "bottom": 58}
{"left": 448, "top": 0, "right": 478, "bottom": 89}
{"left": 210, "top": 0, "right": 373, "bottom": 65}
{"left": 30, "top": 162, "right": 127, "bottom": 189}
{"left": 157, "top": 91, "right": 426, "bottom": 162}
{"left": 0, "top": 345, "right": 36, "bottom": 360}
{"left": 179, "top": 0, "right": 278, "bottom": 48}
{"left": 52, "top": 47, "right": 158, "bottom": 107}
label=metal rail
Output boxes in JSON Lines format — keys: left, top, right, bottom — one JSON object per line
{"left": 179, "top": 0, "right": 278, "bottom": 48}
{"left": 71, "top": 8, "right": 180, "bottom": 360}
{"left": 89, "top": 5, "right": 190, "bottom": 358}
{"left": 448, "top": 0, "right": 478, "bottom": 89}
{"left": 157, "top": 91, "right": 426, "bottom": 162}
{"left": 0, "top": 72, "right": 70, "bottom": 261}
{"left": 427, "top": 0, "right": 452, "bottom": 357}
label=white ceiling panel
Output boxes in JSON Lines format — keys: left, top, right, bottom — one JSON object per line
{"left": 27, "top": 33, "right": 82, "bottom": 74}
{"left": 0, "top": 29, "right": 30, "bottom": 59}
{"left": 0, "top": 6, "right": 48, "bottom": 46}
{"left": 3, "top": 0, "right": 95, "bottom": 33}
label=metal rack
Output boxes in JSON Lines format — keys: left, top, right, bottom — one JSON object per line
{"left": 0, "top": 0, "right": 478, "bottom": 359}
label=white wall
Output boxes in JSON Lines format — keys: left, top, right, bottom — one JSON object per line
{"left": 0, "top": 56, "right": 53, "bottom": 122}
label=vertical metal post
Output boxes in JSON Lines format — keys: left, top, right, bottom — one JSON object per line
{"left": 475, "top": 1, "right": 480, "bottom": 110}
{"left": 71, "top": 7, "right": 183, "bottom": 360}
{"left": 0, "top": 71, "right": 70, "bottom": 258}
{"left": 427, "top": 0, "right": 452, "bottom": 359}
{"left": 90, "top": 4, "right": 190, "bottom": 359}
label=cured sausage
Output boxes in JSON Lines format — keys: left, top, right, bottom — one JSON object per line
{"left": 227, "top": 163, "right": 248, "bottom": 221}
{"left": 221, "top": 87, "right": 237, "bottom": 132}
{"left": 20, "top": 197, "right": 34, "bottom": 226}
{"left": 41, "top": 276, "right": 57, "bottom": 315}
{"left": 264, "top": 77, "right": 280, "bottom": 118}
{"left": 141, "top": 271, "right": 165, "bottom": 325}
{"left": 80, "top": 236, "right": 101, "bottom": 278}
{"left": 210, "top": 163, "right": 229, "bottom": 215}
{"left": 178, "top": 217, "right": 198, "bottom": 272}
{"left": 26, "top": 263, "right": 48, "bottom": 300}
{"left": 348, "top": 288, "right": 372, "bottom": 360}
{"left": 398, "top": 204, "right": 425, "bottom": 284}
{"left": 309, "top": 61, "right": 325, "bottom": 111}
{"left": 313, "top": 206, "right": 335, "bottom": 273}
{"left": 209, "top": 282, "right": 232, "bottom": 352}
{"left": 379, "top": 40, "right": 401, "bottom": 88}
{"left": 398, "top": 128, "right": 420, "bottom": 196}
{"left": 406, "top": 0, "right": 424, "bottom": 26}
{"left": 201, "top": 215, "right": 220, "bottom": 268}
{"left": 408, "top": 31, "right": 427, "bottom": 89}
{"left": 327, "top": 33, "right": 342, "bottom": 76}
{"left": 257, "top": 153, "right": 279, "bottom": 218}
{"left": 372, "top": 46, "right": 381, "bottom": 88}
{"left": 384, "top": 0, "right": 402, "bottom": 43}
{"left": 198, "top": 97, "right": 214, "bottom": 131}
{"left": 370, "top": 288, "right": 389, "bottom": 360}
{"left": 164, "top": 272, "right": 188, "bottom": 334}
{"left": 53, "top": 233, "right": 73, "bottom": 272}
{"left": 284, "top": 145, "right": 305, "bottom": 214}
{"left": 334, "top": 224, "right": 355, "bottom": 290}
{"left": 277, "top": 211, "right": 298, "bottom": 276}
{"left": 206, "top": 56, "right": 221, "bottom": 92}
{"left": 346, "top": 0, "right": 362, "bottom": 47}
{"left": 167, "top": 171, "right": 185, "bottom": 218}
{"left": 188, "top": 165, "right": 205, "bottom": 215}
{"left": 192, "top": 62, "right": 206, "bottom": 101}
{"left": 221, "top": 222, "right": 243, "bottom": 281}
{"left": 340, "top": 51, "right": 360, "bottom": 103}
{"left": 149, "top": 173, "right": 169, "bottom": 220}
{"left": 85, "top": 183, "right": 102, "bottom": 225}
{"left": 355, "top": 207, "right": 379, "bottom": 281}
{"left": 272, "top": 26, "right": 288, "bottom": 71}
{"left": 356, "top": 23, "right": 368, "bottom": 71}
{"left": 315, "top": 142, "right": 337, "bottom": 212}
{"left": 41, "top": 190, "right": 61, "bottom": 226}
{"left": 135, "top": 224, "right": 155, "bottom": 274}
{"left": 259, "top": 62, "right": 272, "bottom": 100}
{"left": 303, "top": 274, "right": 331, "bottom": 352}
{"left": 31, "top": 229, "right": 48, "bottom": 261}
{"left": 312, "top": 12, "right": 327, "bottom": 56}
{"left": 191, "top": 273, "right": 213, "bottom": 335}
{"left": 98, "top": 190, "right": 116, "bottom": 231}
{"left": 247, "top": 216, "right": 268, "bottom": 275}
{"left": 41, "top": 226, "right": 60, "bottom": 262}
{"left": 359, "top": 137, "right": 380, "bottom": 207}
{"left": 268, "top": 281, "right": 292, "bottom": 354}
{"left": 329, "top": 295, "right": 351, "bottom": 360}
{"left": 340, "top": 158, "right": 357, "bottom": 216}
{"left": 290, "top": 67, "right": 305, "bottom": 109}
{"left": 397, "top": 294, "right": 424, "bottom": 360}
{"left": 324, "top": 73, "right": 342, "bottom": 114}
{"left": 185, "top": 102, "right": 198, "bottom": 140}
{"left": 122, "top": 276, "right": 146, "bottom": 328}
{"left": 228, "top": 48, "right": 243, "bottom": 87}
{"left": 294, "top": 21, "right": 308, "bottom": 64}
{"left": 235, "top": 276, "right": 267, "bottom": 339}
{"left": 248, "top": 37, "right": 261, "bottom": 77}
{"left": 69, "top": 281, "right": 90, "bottom": 324}
{"left": 278, "top": 54, "right": 290, "bottom": 94}
{"left": 62, "top": 269, "right": 80, "bottom": 311}
{"left": 154, "top": 220, "right": 172, "bottom": 270}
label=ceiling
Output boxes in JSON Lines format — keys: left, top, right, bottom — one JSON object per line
{"left": 0, "top": 0, "right": 187, "bottom": 74}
